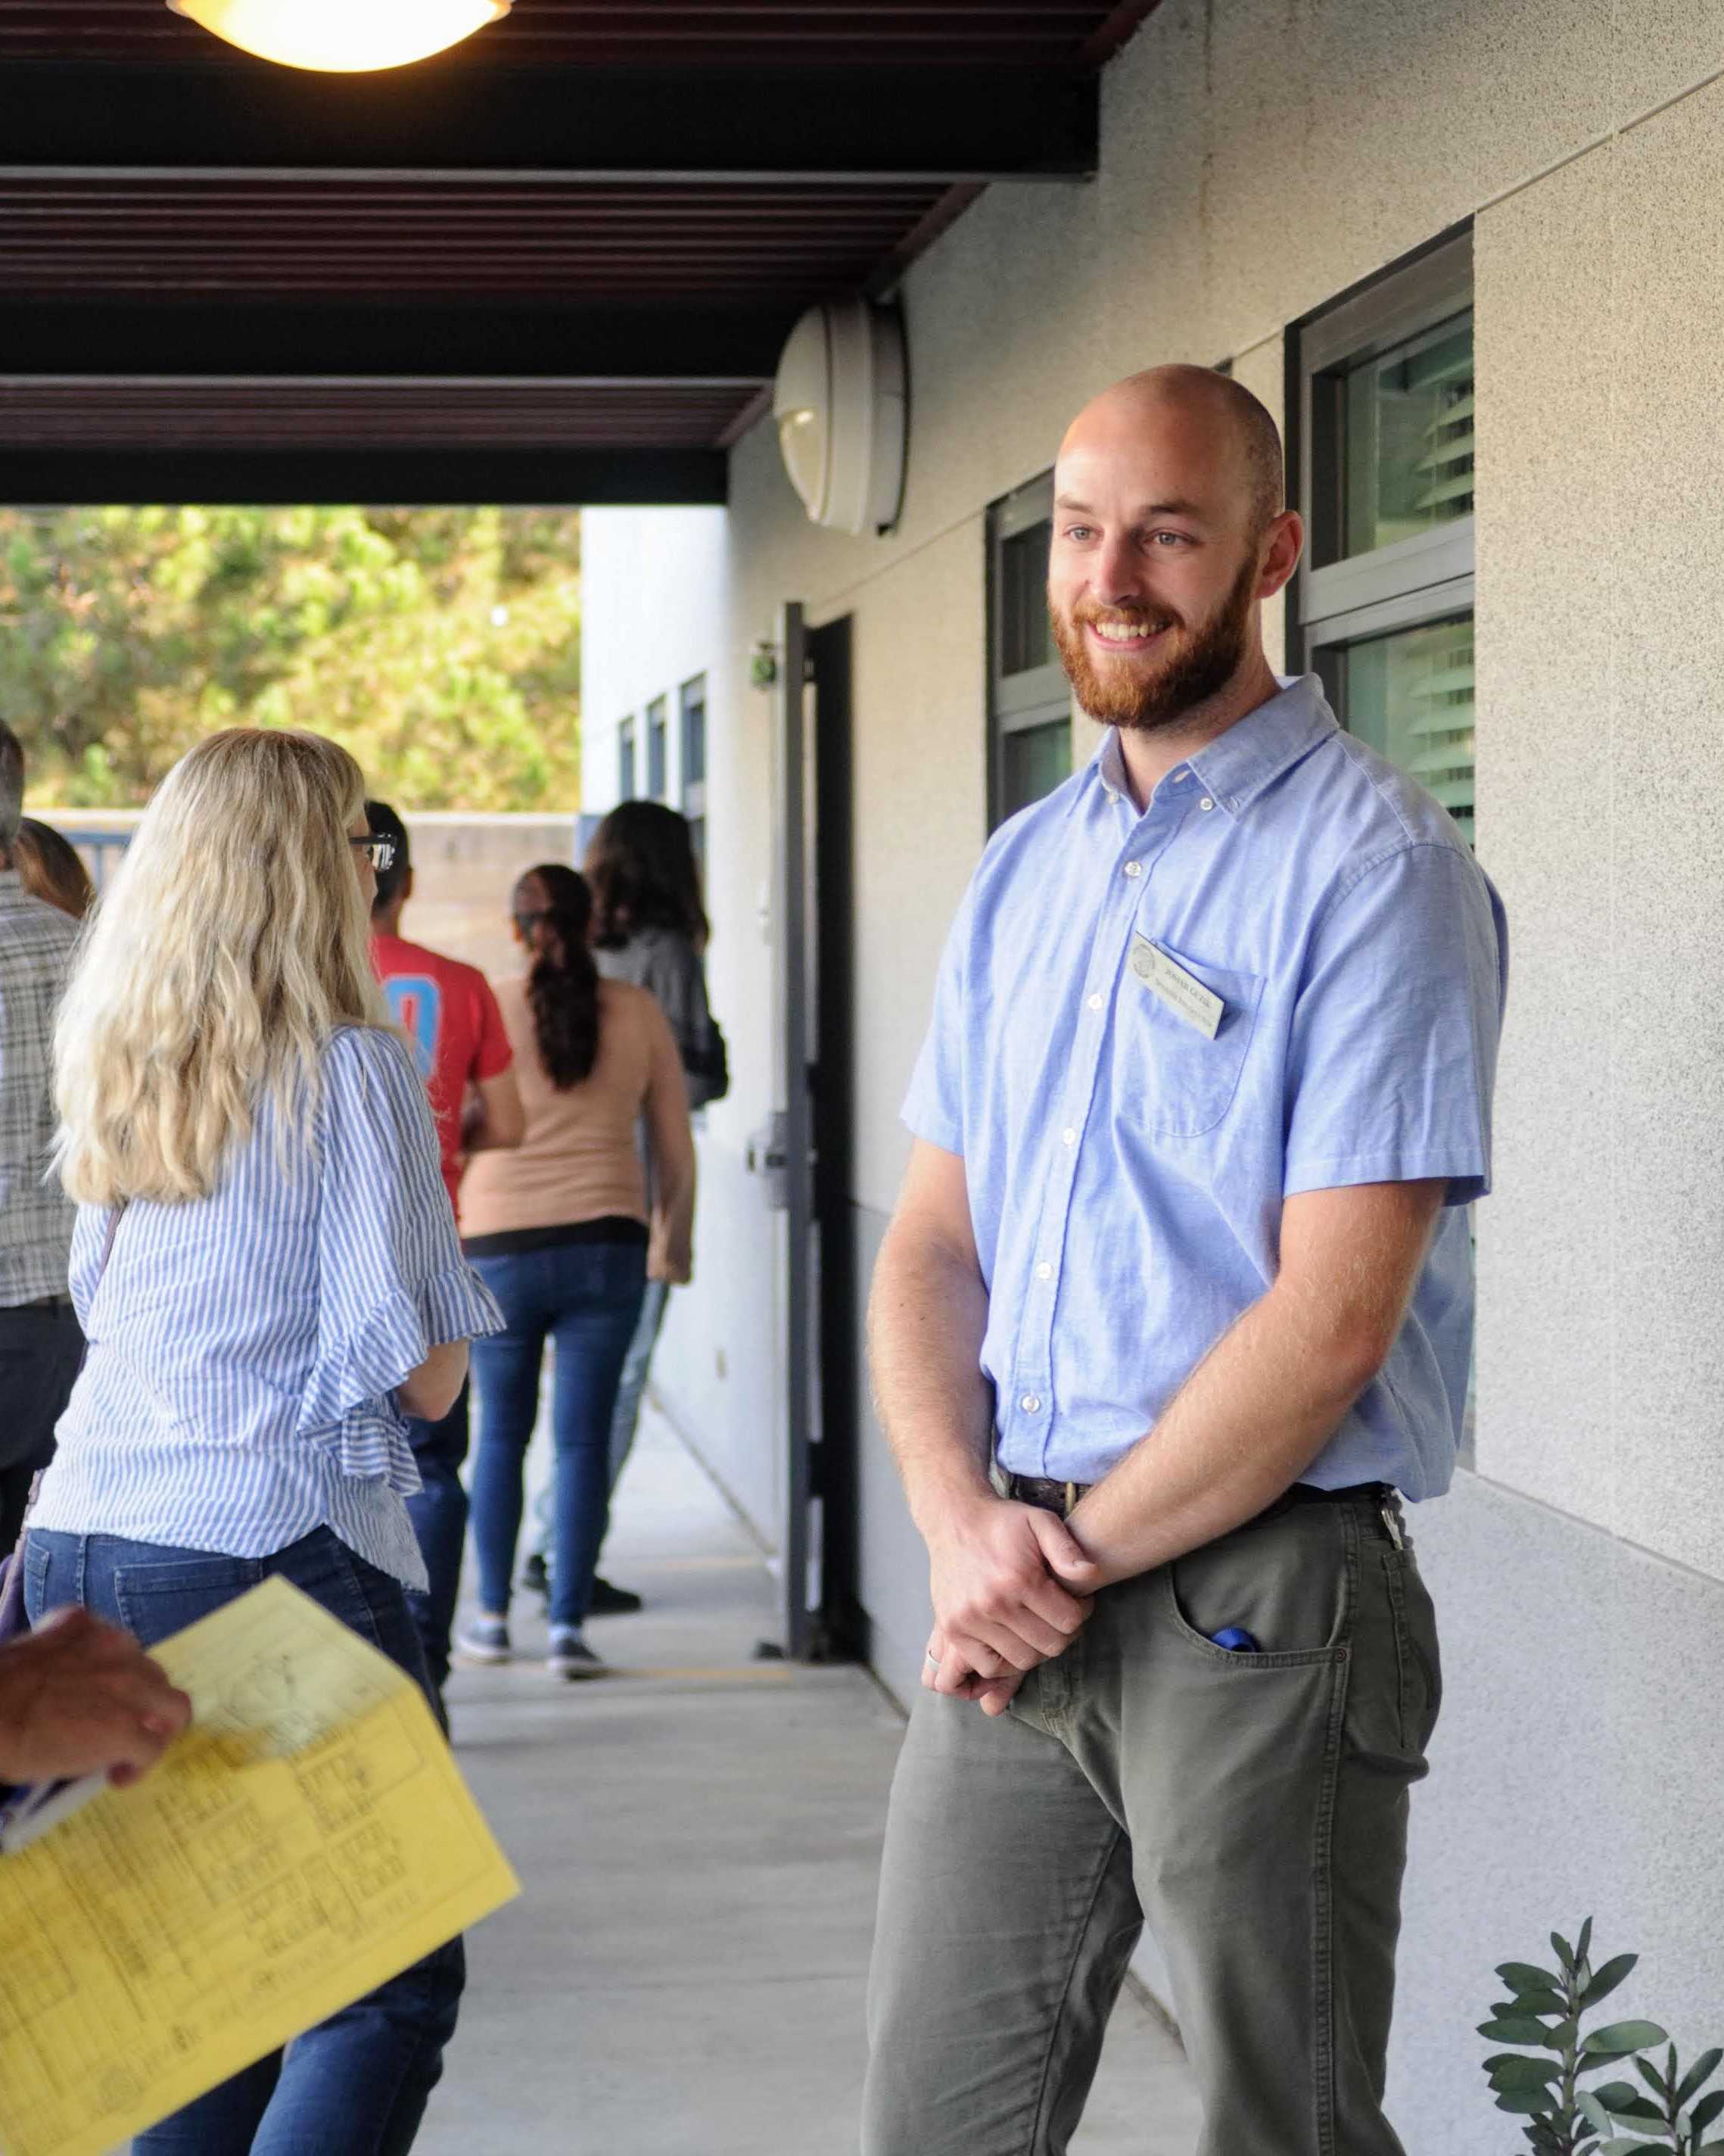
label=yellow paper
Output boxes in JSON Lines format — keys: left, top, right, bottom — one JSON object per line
{"left": 0, "top": 1576, "right": 519, "bottom": 2156}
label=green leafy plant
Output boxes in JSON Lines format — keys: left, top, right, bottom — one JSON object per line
{"left": 1576, "top": 2044, "right": 1724, "bottom": 2152}
{"left": 1480, "top": 1919, "right": 1668, "bottom": 2153}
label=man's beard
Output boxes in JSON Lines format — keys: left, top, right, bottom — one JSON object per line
{"left": 1049, "top": 549, "right": 1260, "bottom": 734}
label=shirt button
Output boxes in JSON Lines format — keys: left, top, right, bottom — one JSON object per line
{"left": 1123, "top": 861, "right": 1142, "bottom": 877}
{"left": 1036, "top": 1262, "right": 1053, "bottom": 1280}
{"left": 1200, "top": 797, "right": 1215, "bottom": 812}
{"left": 1021, "top": 1394, "right": 1042, "bottom": 1415}
{"left": 1062, "top": 1127, "right": 1077, "bottom": 1146}
{"left": 1088, "top": 992, "right": 1103, "bottom": 1011}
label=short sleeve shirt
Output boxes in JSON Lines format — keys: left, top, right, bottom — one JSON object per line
{"left": 903, "top": 675, "right": 1508, "bottom": 1503}
{"left": 372, "top": 931, "right": 514, "bottom": 1213}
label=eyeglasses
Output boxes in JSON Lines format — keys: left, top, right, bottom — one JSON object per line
{"left": 352, "top": 837, "right": 397, "bottom": 870}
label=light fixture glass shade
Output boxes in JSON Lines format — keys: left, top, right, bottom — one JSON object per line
{"left": 777, "top": 408, "right": 828, "bottom": 519}
{"left": 771, "top": 300, "right": 907, "bottom": 536}
{"left": 167, "top": 0, "right": 510, "bottom": 73}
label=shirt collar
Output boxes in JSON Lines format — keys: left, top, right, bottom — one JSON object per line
{"left": 1075, "top": 673, "right": 1338, "bottom": 821}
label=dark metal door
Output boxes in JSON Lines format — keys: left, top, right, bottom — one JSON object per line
{"left": 774, "top": 603, "right": 860, "bottom": 1660}
{"left": 776, "top": 600, "right": 817, "bottom": 1658}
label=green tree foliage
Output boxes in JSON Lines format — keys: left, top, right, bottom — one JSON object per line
{"left": 0, "top": 505, "right": 581, "bottom": 810}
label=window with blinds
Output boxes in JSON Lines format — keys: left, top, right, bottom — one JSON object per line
{"left": 1341, "top": 310, "right": 1474, "bottom": 555}
{"left": 987, "top": 469, "right": 1073, "bottom": 831}
{"left": 1296, "top": 230, "right": 1476, "bottom": 849}
{"left": 680, "top": 673, "right": 707, "bottom": 865}
{"left": 1326, "top": 614, "right": 1475, "bottom": 846}
{"left": 646, "top": 695, "right": 668, "bottom": 801}
{"left": 618, "top": 715, "right": 637, "bottom": 801}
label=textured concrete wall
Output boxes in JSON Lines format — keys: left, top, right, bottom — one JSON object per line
{"left": 579, "top": 4, "right": 1724, "bottom": 2137}
{"left": 1475, "top": 82, "right": 1724, "bottom": 1579}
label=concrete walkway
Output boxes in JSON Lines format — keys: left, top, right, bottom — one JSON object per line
{"left": 420, "top": 1408, "right": 1201, "bottom": 2156}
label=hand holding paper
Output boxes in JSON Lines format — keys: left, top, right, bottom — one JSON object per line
{"left": 0, "top": 1606, "right": 191, "bottom": 1787}
{"left": 0, "top": 1577, "right": 518, "bottom": 2156}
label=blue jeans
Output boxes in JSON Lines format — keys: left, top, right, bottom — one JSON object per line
{"left": 525, "top": 1276, "right": 671, "bottom": 1566}
{"left": 468, "top": 1239, "right": 646, "bottom": 1631}
{"left": 403, "top": 1382, "right": 469, "bottom": 1694}
{"left": 607, "top": 1278, "right": 671, "bottom": 1490}
{"left": 23, "top": 1524, "right": 464, "bottom": 2156}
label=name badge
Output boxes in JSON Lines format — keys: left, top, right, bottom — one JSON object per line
{"left": 1128, "top": 936, "right": 1225, "bottom": 1039}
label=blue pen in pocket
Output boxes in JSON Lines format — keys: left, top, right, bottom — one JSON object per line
{"left": 1208, "top": 1626, "right": 1261, "bottom": 1653}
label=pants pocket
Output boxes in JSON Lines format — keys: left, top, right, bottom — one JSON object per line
{"left": 1386, "top": 1550, "right": 1442, "bottom": 1757}
{"left": 114, "top": 1554, "right": 264, "bottom": 1644}
{"left": 1162, "top": 1503, "right": 1352, "bottom": 1667}
{"left": 1344, "top": 1545, "right": 1441, "bottom": 1777}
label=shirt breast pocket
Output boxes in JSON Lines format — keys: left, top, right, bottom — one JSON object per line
{"left": 1119, "top": 946, "right": 1265, "bottom": 1139}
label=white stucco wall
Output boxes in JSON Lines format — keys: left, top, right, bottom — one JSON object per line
{"left": 580, "top": 3, "right": 1724, "bottom": 2139}
{"left": 579, "top": 504, "right": 789, "bottom": 1538}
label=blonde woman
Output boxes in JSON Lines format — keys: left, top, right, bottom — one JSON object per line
{"left": 25, "top": 729, "right": 500, "bottom": 2156}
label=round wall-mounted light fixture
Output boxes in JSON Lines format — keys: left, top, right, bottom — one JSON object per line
{"left": 772, "top": 299, "right": 907, "bottom": 537}
{"left": 166, "top": 0, "right": 511, "bottom": 73}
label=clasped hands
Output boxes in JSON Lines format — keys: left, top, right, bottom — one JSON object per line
{"left": 922, "top": 1496, "right": 1103, "bottom": 1718}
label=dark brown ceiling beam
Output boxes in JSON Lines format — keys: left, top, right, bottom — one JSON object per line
{"left": 0, "top": 301, "right": 795, "bottom": 379}
{"left": 0, "top": 445, "right": 730, "bottom": 507}
{"left": 0, "top": 61, "right": 1097, "bottom": 182}
{"left": 0, "top": 207, "right": 934, "bottom": 228}
{"left": 0, "top": 183, "right": 945, "bottom": 204}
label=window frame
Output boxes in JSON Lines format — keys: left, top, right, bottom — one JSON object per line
{"left": 679, "top": 671, "right": 707, "bottom": 860}
{"left": 1292, "top": 226, "right": 1475, "bottom": 672}
{"left": 646, "top": 693, "right": 669, "bottom": 802}
{"left": 618, "top": 714, "right": 636, "bottom": 801}
{"left": 986, "top": 468, "right": 1073, "bottom": 831}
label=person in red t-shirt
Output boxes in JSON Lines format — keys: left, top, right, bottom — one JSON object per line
{"left": 368, "top": 800, "right": 524, "bottom": 1704}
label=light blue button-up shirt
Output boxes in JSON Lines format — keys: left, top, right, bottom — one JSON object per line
{"left": 904, "top": 675, "right": 1507, "bottom": 1503}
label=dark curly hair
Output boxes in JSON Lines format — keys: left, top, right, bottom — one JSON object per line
{"left": 586, "top": 800, "right": 709, "bottom": 952}
{"left": 518, "top": 863, "right": 602, "bottom": 1091}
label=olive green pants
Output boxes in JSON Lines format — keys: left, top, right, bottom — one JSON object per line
{"left": 862, "top": 1490, "right": 1441, "bottom": 2156}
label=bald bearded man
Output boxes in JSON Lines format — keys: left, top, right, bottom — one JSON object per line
{"left": 863, "top": 367, "right": 1507, "bottom": 2156}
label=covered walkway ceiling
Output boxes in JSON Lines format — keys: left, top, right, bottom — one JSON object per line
{"left": 0, "top": 2, "right": 1158, "bottom": 504}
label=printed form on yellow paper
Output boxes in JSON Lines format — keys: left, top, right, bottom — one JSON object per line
{"left": 0, "top": 1576, "right": 519, "bottom": 2156}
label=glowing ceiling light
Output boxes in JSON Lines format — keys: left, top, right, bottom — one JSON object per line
{"left": 166, "top": 0, "right": 511, "bottom": 74}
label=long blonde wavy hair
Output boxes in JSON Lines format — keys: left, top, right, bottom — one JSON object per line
{"left": 55, "top": 728, "right": 388, "bottom": 1204}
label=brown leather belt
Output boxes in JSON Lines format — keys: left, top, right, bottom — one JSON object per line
{"left": 1000, "top": 1469, "right": 1396, "bottom": 1528}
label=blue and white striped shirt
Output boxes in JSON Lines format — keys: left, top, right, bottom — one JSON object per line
{"left": 33, "top": 1026, "right": 503, "bottom": 1587}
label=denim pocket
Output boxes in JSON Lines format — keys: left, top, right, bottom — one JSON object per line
{"left": 22, "top": 1539, "right": 52, "bottom": 1625}
{"left": 114, "top": 1554, "right": 263, "bottom": 1646}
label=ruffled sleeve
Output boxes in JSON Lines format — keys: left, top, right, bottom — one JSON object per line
{"left": 298, "top": 1027, "right": 504, "bottom": 1485}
